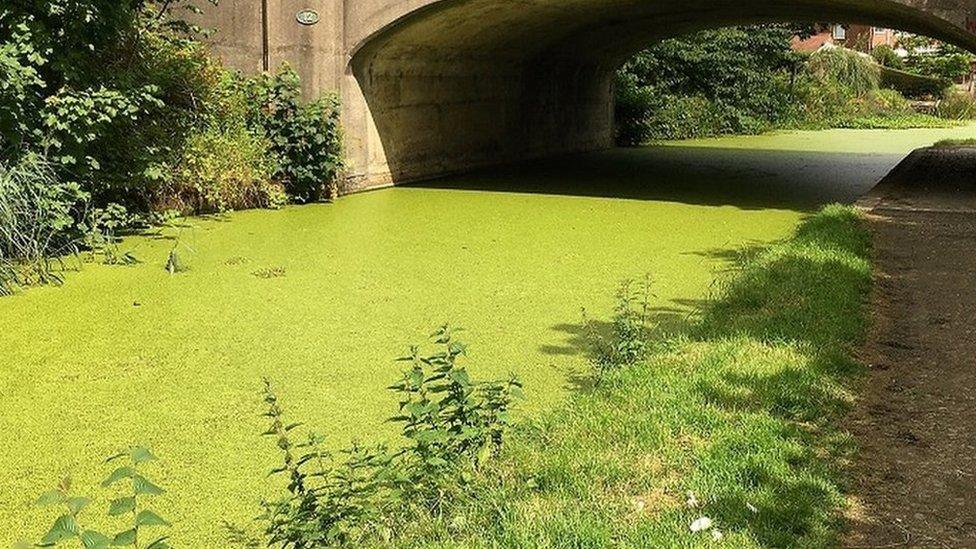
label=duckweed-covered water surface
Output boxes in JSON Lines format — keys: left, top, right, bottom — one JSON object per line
{"left": 1, "top": 126, "right": 972, "bottom": 545}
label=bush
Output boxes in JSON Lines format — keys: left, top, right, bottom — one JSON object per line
{"left": 2, "top": 2, "right": 342, "bottom": 222}
{"left": 901, "top": 34, "right": 976, "bottom": 81}
{"left": 805, "top": 47, "right": 880, "bottom": 97}
{"left": 159, "top": 125, "right": 284, "bottom": 214}
{"left": 613, "top": 74, "right": 657, "bottom": 146}
{"left": 879, "top": 65, "right": 950, "bottom": 99}
{"left": 234, "top": 66, "right": 343, "bottom": 203}
{"left": 0, "top": 154, "right": 87, "bottom": 293}
{"left": 586, "top": 276, "right": 653, "bottom": 379}
{"left": 615, "top": 25, "right": 801, "bottom": 145}
{"left": 872, "top": 44, "right": 904, "bottom": 69}
{"left": 0, "top": 2, "right": 214, "bottom": 208}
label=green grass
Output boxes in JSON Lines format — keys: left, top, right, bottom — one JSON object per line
{"left": 933, "top": 138, "right": 976, "bottom": 148}
{"left": 665, "top": 123, "right": 976, "bottom": 154}
{"left": 835, "top": 113, "right": 960, "bottom": 130}
{"left": 398, "top": 205, "right": 872, "bottom": 547}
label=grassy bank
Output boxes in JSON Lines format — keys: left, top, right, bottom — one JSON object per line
{"left": 404, "top": 205, "right": 872, "bottom": 547}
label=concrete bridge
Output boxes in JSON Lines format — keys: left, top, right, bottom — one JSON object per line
{"left": 201, "top": 0, "right": 976, "bottom": 192}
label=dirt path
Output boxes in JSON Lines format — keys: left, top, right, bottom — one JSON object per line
{"left": 846, "top": 148, "right": 976, "bottom": 548}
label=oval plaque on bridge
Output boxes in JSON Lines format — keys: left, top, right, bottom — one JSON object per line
{"left": 296, "top": 9, "right": 320, "bottom": 26}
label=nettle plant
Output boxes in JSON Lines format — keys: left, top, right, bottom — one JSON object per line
{"left": 585, "top": 275, "right": 655, "bottom": 379}
{"left": 261, "top": 326, "right": 523, "bottom": 547}
{"left": 31, "top": 447, "right": 171, "bottom": 549}
{"left": 391, "top": 327, "right": 523, "bottom": 499}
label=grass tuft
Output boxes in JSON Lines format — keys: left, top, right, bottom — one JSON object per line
{"left": 400, "top": 204, "right": 873, "bottom": 547}
{"left": 933, "top": 138, "right": 976, "bottom": 148}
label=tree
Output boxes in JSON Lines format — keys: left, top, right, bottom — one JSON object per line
{"left": 898, "top": 33, "right": 975, "bottom": 81}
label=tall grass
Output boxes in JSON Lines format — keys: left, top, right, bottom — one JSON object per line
{"left": 390, "top": 205, "right": 872, "bottom": 547}
{"left": 0, "top": 154, "right": 86, "bottom": 294}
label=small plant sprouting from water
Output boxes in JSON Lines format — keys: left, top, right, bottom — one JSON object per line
{"left": 83, "top": 204, "right": 140, "bottom": 266}
{"left": 29, "top": 447, "right": 170, "bottom": 549}
{"left": 260, "top": 326, "right": 523, "bottom": 546}
{"left": 164, "top": 237, "right": 194, "bottom": 275}
{"left": 585, "top": 274, "right": 655, "bottom": 380}
{"left": 158, "top": 215, "right": 194, "bottom": 275}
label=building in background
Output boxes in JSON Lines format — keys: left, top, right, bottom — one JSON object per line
{"left": 792, "top": 24, "right": 897, "bottom": 53}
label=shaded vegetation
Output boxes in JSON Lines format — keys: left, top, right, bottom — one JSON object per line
{"left": 0, "top": 0, "right": 343, "bottom": 293}
{"left": 933, "top": 138, "right": 976, "bottom": 148}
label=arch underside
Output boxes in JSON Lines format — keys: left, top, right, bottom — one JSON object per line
{"left": 350, "top": 0, "right": 976, "bottom": 184}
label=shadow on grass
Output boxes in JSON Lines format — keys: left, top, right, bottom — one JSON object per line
{"left": 681, "top": 206, "right": 870, "bottom": 546}
{"left": 509, "top": 206, "right": 872, "bottom": 547}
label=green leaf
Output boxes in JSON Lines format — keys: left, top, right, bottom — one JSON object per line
{"left": 129, "top": 447, "right": 157, "bottom": 464}
{"left": 145, "top": 537, "right": 171, "bottom": 549}
{"left": 35, "top": 490, "right": 65, "bottom": 507}
{"left": 112, "top": 528, "right": 136, "bottom": 546}
{"left": 136, "top": 509, "right": 171, "bottom": 527}
{"left": 66, "top": 496, "right": 91, "bottom": 515}
{"left": 108, "top": 497, "right": 135, "bottom": 516}
{"left": 80, "top": 530, "right": 112, "bottom": 549}
{"left": 133, "top": 474, "right": 165, "bottom": 496}
{"left": 102, "top": 466, "right": 135, "bottom": 487}
{"left": 41, "top": 514, "right": 79, "bottom": 544}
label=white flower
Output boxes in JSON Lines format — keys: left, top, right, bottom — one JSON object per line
{"left": 686, "top": 491, "right": 699, "bottom": 508}
{"left": 712, "top": 529, "right": 724, "bottom": 541}
{"left": 690, "top": 516, "right": 713, "bottom": 533}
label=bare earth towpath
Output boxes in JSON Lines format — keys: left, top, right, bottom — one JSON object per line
{"left": 846, "top": 147, "right": 976, "bottom": 548}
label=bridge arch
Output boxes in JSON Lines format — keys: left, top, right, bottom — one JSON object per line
{"left": 345, "top": 0, "right": 976, "bottom": 186}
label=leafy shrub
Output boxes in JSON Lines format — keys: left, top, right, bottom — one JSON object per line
{"left": 0, "top": 2, "right": 209, "bottom": 206}
{"left": 613, "top": 73, "right": 657, "bottom": 146}
{"left": 879, "top": 65, "right": 949, "bottom": 99}
{"left": 234, "top": 66, "right": 343, "bottom": 203}
{"left": 901, "top": 34, "right": 976, "bottom": 81}
{"left": 81, "top": 203, "right": 141, "bottom": 265}
{"left": 28, "top": 446, "right": 171, "bottom": 549}
{"left": 0, "top": 154, "right": 87, "bottom": 293}
{"left": 160, "top": 125, "right": 284, "bottom": 214}
{"left": 261, "top": 326, "right": 522, "bottom": 547}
